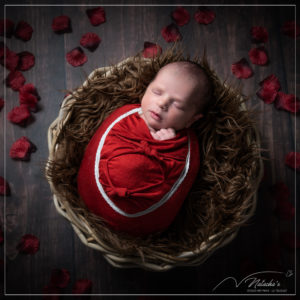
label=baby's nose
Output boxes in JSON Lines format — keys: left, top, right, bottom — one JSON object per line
{"left": 158, "top": 98, "right": 169, "bottom": 110}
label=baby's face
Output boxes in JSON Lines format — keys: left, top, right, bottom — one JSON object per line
{"left": 141, "top": 66, "right": 203, "bottom": 132}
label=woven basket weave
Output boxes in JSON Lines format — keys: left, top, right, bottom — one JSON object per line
{"left": 46, "top": 55, "right": 263, "bottom": 271}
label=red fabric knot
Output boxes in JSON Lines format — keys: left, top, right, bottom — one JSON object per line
{"left": 139, "top": 140, "right": 161, "bottom": 159}
{"left": 113, "top": 187, "right": 129, "bottom": 198}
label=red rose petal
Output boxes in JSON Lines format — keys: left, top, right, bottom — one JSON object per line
{"left": 17, "top": 51, "right": 35, "bottom": 71}
{"left": 19, "top": 92, "right": 38, "bottom": 111}
{"left": 194, "top": 7, "right": 216, "bottom": 25}
{"left": 19, "top": 83, "right": 39, "bottom": 111}
{"left": 0, "top": 19, "right": 14, "bottom": 38}
{"left": 172, "top": 6, "right": 190, "bottom": 26}
{"left": 2, "top": 48, "right": 20, "bottom": 71}
{"left": 86, "top": 7, "right": 106, "bottom": 26}
{"left": 16, "top": 234, "right": 39, "bottom": 254}
{"left": 231, "top": 58, "right": 253, "bottom": 79}
{"left": 250, "top": 26, "right": 268, "bottom": 43}
{"left": 248, "top": 47, "right": 268, "bottom": 65}
{"left": 281, "top": 21, "right": 300, "bottom": 38}
{"left": 0, "top": 176, "right": 10, "bottom": 196}
{"left": 19, "top": 83, "right": 38, "bottom": 96}
{"left": 142, "top": 42, "right": 162, "bottom": 58}
{"left": 259, "top": 74, "right": 281, "bottom": 91}
{"left": 14, "top": 21, "right": 33, "bottom": 41}
{"left": 72, "top": 279, "right": 93, "bottom": 294}
{"left": 50, "top": 269, "right": 70, "bottom": 289}
{"left": 0, "top": 98, "right": 4, "bottom": 111}
{"left": 7, "top": 105, "right": 31, "bottom": 125}
{"left": 256, "top": 87, "right": 277, "bottom": 104}
{"left": 9, "top": 136, "right": 36, "bottom": 160}
{"left": 66, "top": 47, "right": 87, "bottom": 67}
{"left": 6, "top": 71, "right": 26, "bottom": 91}
{"left": 161, "top": 23, "right": 182, "bottom": 43}
{"left": 275, "top": 92, "right": 300, "bottom": 113}
{"left": 285, "top": 152, "right": 300, "bottom": 171}
{"left": 80, "top": 32, "right": 101, "bottom": 51}
{"left": 52, "top": 15, "right": 71, "bottom": 33}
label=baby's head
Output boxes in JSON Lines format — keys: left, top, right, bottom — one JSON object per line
{"left": 141, "top": 61, "right": 212, "bottom": 131}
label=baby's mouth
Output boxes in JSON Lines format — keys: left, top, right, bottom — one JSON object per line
{"left": 150, "top": 110, "right": 162, "bottom": 121}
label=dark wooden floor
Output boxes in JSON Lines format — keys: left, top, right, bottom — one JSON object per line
{"left": 1, "top": 0, "right": 299, "bottom": 296}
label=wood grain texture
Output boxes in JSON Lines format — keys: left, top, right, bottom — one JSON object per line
{"left": 1, "top": 1, "right": 298, "bottom": 295}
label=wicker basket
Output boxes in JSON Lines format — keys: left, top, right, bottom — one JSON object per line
{"left": 46, "top": 55, "right": 263, "bottom": 271}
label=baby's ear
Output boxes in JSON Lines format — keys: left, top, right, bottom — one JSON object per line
{"left": 186, "top": 113, "right": 203, "bottom": 128}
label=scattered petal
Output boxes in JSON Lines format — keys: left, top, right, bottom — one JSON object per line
{"left": 250, "top": 26, "right": 268, "bottom": 43}
{"left": 256, "top": 86, "right": 277, "bottom": 104}
{"left": 1, "top": 48, "right": 19, "bottom": 71}
{"left": 19, "top": 92, "right": 38, "bottom": 111}
{"left": 0, "top": 176, "right": 10, "bottom": 196}
{"left": 259, "top": 74, "right": 281, "bottom": 91}
{"left": 19, "top": 83, "right": 39, "bottom": 96}
{"left": 66, "top": 47, "right": 87, "bottom": 67}
{"left": 275, "top": 92, "right": 300, "bottom": 113}
{"left": 142, "top": 42, "right": 162, "bottom": 58}
{"left": 0, "top": 98, "right": 4, "bottom": 111}
{"left": 50, "top": 269, "right": 70, "bottom": 289}
{"left": 17, "top": 234, "right": 39, "bottom": 254}
{"left": 161, "top": 23, "right": 182, "bottom": 42}
{"left": 6, "top": 71, "right": 26, "bottom": 91}
{"left": 52, "top": 15, "right": 71, "bottom": 33}
{"left": 281, "top": 20, "right": 300, "bottom": 38}
{"left": 231, "top": 58, "right": 253, "bottom": 79}
{"left": 80, "top": 32, "right": 101, "bottom": 51}
{"left": 9, "top": 136, "right": 36, "bottom": 160}
{"left": 248, "top": 46, "right": 268, "bottom": 65}
{"left": 171, "top": 6, "right": 190, "bottom": 26}
{"left": 14, "top": 21, "right": 33, "bottom": 41}
{"left": 0, "top": 19, "right": 15, "bottom": 38}
{"left": 17, "top": 51, "right": 35, "bottom": 71}
{"left": 281, "top": 232, "right": 300, "bottom": 249}
{"left": 86, "top": 7, "right": 106, "bottom": 26}
{"left": 285, "top": 152, "right": 300, "bottom": 171}
{"left": 72, "top": 279, "right": 93, "bottom": 294}
{"left": 194, "top": 7, "right": 216, "bottom": 25}
{"left": 7, "top": 105, "right": 31, "bottom": 125}
{"left": 19, "top": 83, "right": 39, "bottom": 111}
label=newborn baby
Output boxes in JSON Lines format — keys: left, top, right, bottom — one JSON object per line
{"left": 140, "top": 61, "right": 211, "bottom": 140}
{"left": 77, "top": 61, "right": 212, "bottom": 236}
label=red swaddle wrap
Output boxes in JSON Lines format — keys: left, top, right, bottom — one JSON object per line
{"left": 77, "top": 104, "right": 200, "bottom": 236}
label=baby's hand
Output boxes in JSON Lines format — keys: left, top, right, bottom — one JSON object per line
{"left": 151, "top": 128, "right": 176, "bottom": 141}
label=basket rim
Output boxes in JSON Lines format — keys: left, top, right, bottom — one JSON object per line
{"left": 45, "top": 56, "right": 264, "bottom": 271}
